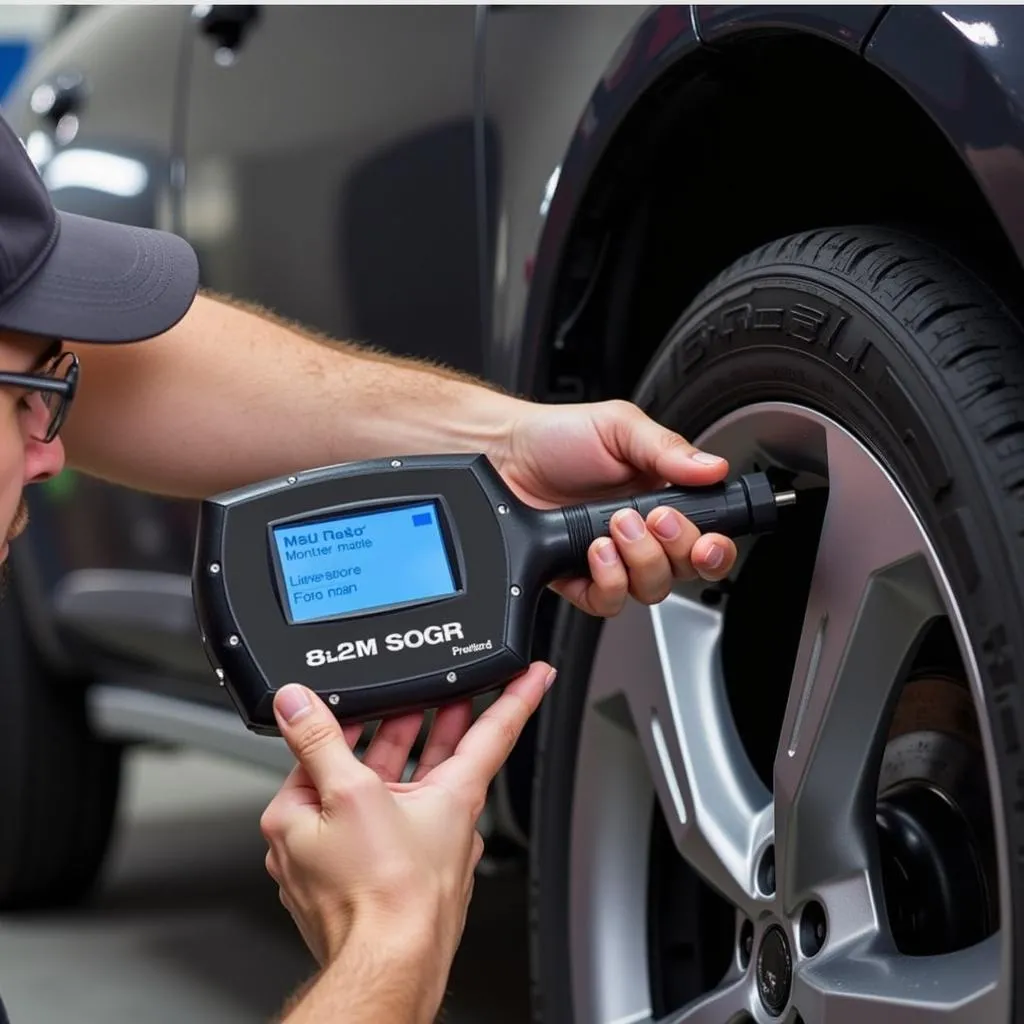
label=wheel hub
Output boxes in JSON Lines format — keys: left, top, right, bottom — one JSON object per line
{"left": 876, "top": 781, "right": 991, "bottom": 955}
{"left": 756, "top": 925, "right": 792, "bottom": 1016}
{"left": 876, "top": 675, "right": 997, "bottom": 955}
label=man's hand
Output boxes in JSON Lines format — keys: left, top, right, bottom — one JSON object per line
{"left": 494, "top": 398, "right": 739, "bottom": 616}
{"left": 260, "top": 664, "right": 555, "bottom": 1022}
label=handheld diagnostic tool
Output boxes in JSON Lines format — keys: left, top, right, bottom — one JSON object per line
{"left": 193, "top": 454, "right": 795, "bottom": 735}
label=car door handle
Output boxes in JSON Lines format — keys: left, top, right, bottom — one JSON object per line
{"left": 193, "top": 4, "right": 261, "bottom": 55}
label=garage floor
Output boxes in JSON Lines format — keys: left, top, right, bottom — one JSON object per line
{"left": 0, "top": 748, "right": 532, "bottom": 1023}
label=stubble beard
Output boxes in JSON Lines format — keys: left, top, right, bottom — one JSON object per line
{"left": 9, "top": 496, "right": 28, "bottom": 542}
{"left": 0, "top": 497, "right": 29, "bottom": 590}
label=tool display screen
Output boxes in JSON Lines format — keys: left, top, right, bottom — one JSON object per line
{"left": 271, "top": 500, "right": 457, "bottom": 624}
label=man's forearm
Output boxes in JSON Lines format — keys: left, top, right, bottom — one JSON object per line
{"left": 63, "top": 292, "right": 528, "bottom": 499}
{"left": 280, "top": 923, "right": 448, "bottom": 1024}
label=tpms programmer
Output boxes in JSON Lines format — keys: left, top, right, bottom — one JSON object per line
{"left": 192, "top": 453, "right": 795, "bottom": 735}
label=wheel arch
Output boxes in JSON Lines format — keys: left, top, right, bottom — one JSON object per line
{"left": 516, "top": 7, "right": 1024, "bottom": 408}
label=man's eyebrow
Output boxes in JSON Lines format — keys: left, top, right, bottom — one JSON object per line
{"left": 28, "top": 339, "right": 62, "bottom": 372}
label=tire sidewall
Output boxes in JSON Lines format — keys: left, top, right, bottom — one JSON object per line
{"left": 530, "top": 242, "right": 1024, "bottom": 1021}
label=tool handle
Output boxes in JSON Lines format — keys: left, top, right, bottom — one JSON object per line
{"left": 560, "top": 471, "right": 784, "bottom": 576}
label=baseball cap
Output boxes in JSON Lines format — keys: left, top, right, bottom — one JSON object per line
{"left": 0, "top": 111, "right": 199, "bottom": 344}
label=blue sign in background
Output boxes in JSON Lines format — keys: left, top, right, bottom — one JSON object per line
{"left": 0, "top": 41, "right": 30, "bottom": 104}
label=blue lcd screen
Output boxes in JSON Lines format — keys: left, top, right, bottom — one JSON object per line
{"left": 272, "top": 501, "right": 457, "bottom": 623}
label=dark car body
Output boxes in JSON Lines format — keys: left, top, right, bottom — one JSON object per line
{"left": 5, "top": 3, "right": 1024, "bottom": 837}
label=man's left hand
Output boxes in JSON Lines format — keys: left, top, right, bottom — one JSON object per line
{"left": 494, "top": 398, "right": 739, "bottom": 616}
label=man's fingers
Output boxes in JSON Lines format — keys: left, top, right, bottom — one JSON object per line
{"left": 274, "top": 763, "right": 322, "bottom": 804}
{"left": 548, "top": 536, "right": 629, "bottom": 617}
{"left": 273, "top": 683, "right": 371, "bottom": 800}
{"left": 551, "top": 509, "right": 734, "bottom": 614}
{"left": 410, "top": 700, "right": 474, "bottom": 781}
{"left": 603, "top": 400, "right": 730, "bottom": 487}
{"left": 645, "top": 506, "right": 704, "bottom": 583}
{"left": 259, "top": 763, "right": 321, "bottom": 842}
{"left": 279, "top": 886, "right": 296, "bottom": 918}
{"left": 609, "top": 508, "right": 675, "bottom": 603}
{"left": 689, "top": 530, "right": 737, "bottom": 581}
{"left": 265, "top": 847, "right": 282, "bottom": 882}
{"left": 428, "top": 662, "right": 554, "bottom": 811}
{"left": 361, "top": 712, "right": 425, "bottom": 783}
{"left": 585, "top": 537, "right": 630, "bottom": 613}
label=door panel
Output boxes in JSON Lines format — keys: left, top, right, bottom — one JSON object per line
{"left": 182, "top": 5, "right": 483, "bottom": 373}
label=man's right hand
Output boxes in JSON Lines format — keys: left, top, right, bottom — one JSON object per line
{"left": 259, "top": 663, "right": 555, "bottom": 1021}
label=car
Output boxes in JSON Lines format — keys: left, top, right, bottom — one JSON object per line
{"left": 2, "top": 4, "right": 1023, "bottom": 1021}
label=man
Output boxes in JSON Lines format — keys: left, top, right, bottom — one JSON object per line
{"left": 0, "top": 110, "right": 737, "bottom": 1022}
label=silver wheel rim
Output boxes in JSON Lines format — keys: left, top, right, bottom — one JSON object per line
{"left": 568, "top": 401, "right": 1011, "bottom": 1024}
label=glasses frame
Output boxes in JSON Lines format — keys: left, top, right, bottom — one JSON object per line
{"left": 0, "top": 349, "right": 79, "bottom": 443}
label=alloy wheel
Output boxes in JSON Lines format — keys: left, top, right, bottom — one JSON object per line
{"left": 568, "top": 402, "right": 1011, "bottom": 1024}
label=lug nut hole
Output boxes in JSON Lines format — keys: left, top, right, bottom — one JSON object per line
{"left": 799, "top": 900, "right": 828, "bottom": 957}
{"left": 739, "top": 918, "right": 754, "bottom": 968}
{"left": 757, "top": 845, "right": 776, "bottom": 897}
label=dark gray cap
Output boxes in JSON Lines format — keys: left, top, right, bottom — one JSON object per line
{"left": 0, "top": 111, "right": 199, "bottom": 343}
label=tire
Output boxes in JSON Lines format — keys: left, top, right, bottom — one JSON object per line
{"left": 530, "top": 226, "right": 1023, "bottom": 1023}
{"left": 0, "top": 594, "right": 123, "bottom": 910}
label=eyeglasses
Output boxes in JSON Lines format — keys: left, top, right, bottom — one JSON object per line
{"left": 0, "top": 349, "right": 79, "bottom": 444}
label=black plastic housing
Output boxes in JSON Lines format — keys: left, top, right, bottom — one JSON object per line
{"left": 194, "top": 455, "right": 568, "bottom": 733}
{"left": 193, "top": 454, "right": 785, "bottom": 734}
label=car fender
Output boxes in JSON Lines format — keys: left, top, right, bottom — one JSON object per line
{"left": 504, "top": 6, "right": 705, "bottom": 397}
{"left": 694, "top": 4, "right": 887, "bottom": 51}
{"left": 510, "top": 4, "right": 891, "bottom": 399}
{"left": 864, "top": 5, "right": 1024, "bottom": 273}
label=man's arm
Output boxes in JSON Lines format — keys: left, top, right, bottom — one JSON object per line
{"left": 62, "top": 292, "right": 524, "bottom": 499}
{"left": 62, "top": 288, "right": 741, "bottom": 608}
{"left": 278, "top": 922, "right": 448, "bottom": 1024}
{"left": 277, "top": 924, "right": 445, "bottom": 1024}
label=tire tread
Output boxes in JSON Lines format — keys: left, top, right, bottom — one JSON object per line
{"left": 688, "top": 227, "right": 1024, "bottom": 543}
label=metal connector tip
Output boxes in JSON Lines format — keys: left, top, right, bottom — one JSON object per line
{"left": 774, "top": 489, "right": 798, "bottom": 508}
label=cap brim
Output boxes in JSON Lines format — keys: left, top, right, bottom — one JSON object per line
{"left": 0, "top": 210, "right": 199, "bottom": 343}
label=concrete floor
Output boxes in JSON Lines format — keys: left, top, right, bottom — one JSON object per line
{"left": 0, "top": 748, "right": 532, "bottom": 1023}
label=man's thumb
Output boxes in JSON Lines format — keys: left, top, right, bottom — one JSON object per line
{"left": 617, "top": 406, "right": 729, "bottom": 485}
{"left": 274, "top": 683, "right": 358, "bottom": 793}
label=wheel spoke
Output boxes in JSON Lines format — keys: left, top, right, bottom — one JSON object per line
{"left": 587, "top": 595, "right": 770, "bottom": 913}
{"left": 667, "top": 972, "right": 750, "bottom": 1024}
{"left": 773, "top": 425, "right": 945, "bottom": 918}
{"left": 794, "top": 934, "right": 1005, "bottom": 1023}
